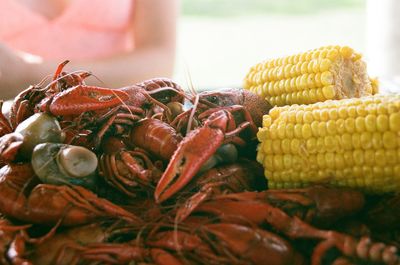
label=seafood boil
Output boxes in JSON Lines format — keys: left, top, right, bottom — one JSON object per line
{"left": 0, "top": 45, "right": 399, "bottom": 265}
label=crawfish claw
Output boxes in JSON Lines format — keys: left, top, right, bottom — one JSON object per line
{"left": 154, "top": 127, "right": 224, "bottom": 203}
{"left": 41, "top": 85, "right": 130, "bottom": 116}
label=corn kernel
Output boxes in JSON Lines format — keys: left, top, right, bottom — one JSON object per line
{"left": 317, "top": 153, "right": 326, "bottom": 168}
{"left": 316, "top": 138, "right": 325, "bottom": 153}
{"left": 372, "top": 132, "right": 383, "bottom": 149}
{"left": 300, "top": 62, "right": 308, "bottom": 74}
{"left": 320, "top": 109, "right": 330, "bottom": 121}
{"left": 385, "top": 149, "right": 397, "bottom": 164}
{"left": 360, "top": 132, "right": 373, "bottom": 149}
{"left": 321, "top": 72, "right": 334, "bottom": 86}
{"left": 383, "top": 131, "right": 397, "bottom": 149}
{"left": 376, "top": 114, "right": 389, "bottom": 132}
{"left": 347, "top": 106, "right": 357, "bottom": 117}
{"left": 341, "top": 134, "right": 352, "bottom": 150}
{"left": 326, "top": 120, "right": 337, "bottom": 135}
{"left": 340, "top": 46, "right": 354, "bottom": 58}
{"left": 365, "top": 114, "right": 377, "bottom": 132}
{"left": 318, "top": 122, "right": 327, "bottom": 137}
{"left": 363, "top": 150, "right": 375, "bottom": 167}
{"left": 283, "top": 154, "right": 292, "bottom": 169}
{"left": 343, "top": 151, "right": 354, "bottom": 167}
{"left": 389, "top": 113, "right": 400, "bottom": 131}
{"left": 302, "top": 123, "right": 312, "bottom": 139}
{"left": 325, "top": 135, "right": 336, "bottom": 150}
{"left": 375, "top": 149, "right": 386, "bottom": 166}
{"left": 295, "top": 110, "right": 305, "bottom": 123}
{"left": 272, "top": 140, "right": 282, "bottom": 154}
{"left": 327, "top": 49, "right": 339, "bottom": 60}
{"left": 308, "top": 60, "right": 315, "bottom": 73}
{"left": 273, "top": 155, "right": 284, "bottom": 170}
{"left": 355, "top": 117, "right": 366, "bottom": 133}
{"left": 285, "top": 123, "right": 295, "bottom": 138}
{"left": 345, "top": 118, "right": 355, "bottom": 133}
{"left": 325, "top": 152, "right": 335, "bottom": 168}
{"left": 352, "top": 133, "right": 361, "bottom": 149}
{"left": 353, "top": 149, "right": 364, "bottom": 166}
{"left": 356, "top": 105, "right": 368, "bottom": 116}
{"left": 294, "top": 124, "right": 303, "bottom": 138}
{"left": 281, "top": 139, "right": 291, "bottom": 154}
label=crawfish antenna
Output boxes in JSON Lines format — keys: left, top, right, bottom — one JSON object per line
{"left": 183, "top": 62, "right": 197, "bottom": 97}
{"left": 186, "top": 93, "right": 199, "bottom": 136}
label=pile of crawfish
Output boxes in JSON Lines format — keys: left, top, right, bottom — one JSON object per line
{"left": 0, "top": 61, "right": 399, "bottom": 265}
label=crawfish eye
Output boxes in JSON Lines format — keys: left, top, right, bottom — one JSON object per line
{"left": 160, "top": 95, "right": 171, "bottom": 103}
{"left": 154, "top": 92, "right": 171, "bottom": 103}
{"left": 207, "top": 96, "right": 219, "bottom": 104}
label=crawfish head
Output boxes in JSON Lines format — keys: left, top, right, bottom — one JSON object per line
{"left": 197, "top": 88, "right": 272, "bottom": 127}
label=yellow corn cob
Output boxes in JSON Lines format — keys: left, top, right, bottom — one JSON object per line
{"left": 244, "top": 45, "right": 373, "bottom": 106}
{"left": 256, "top": 94, "right": 400, "bottom": 193}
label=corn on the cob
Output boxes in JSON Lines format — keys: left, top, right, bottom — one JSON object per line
{"left": 256, "top": 95, "right": 400, "bottom": 193}
{"left": 244, "top": 45, "right": 373, "bottom": 106}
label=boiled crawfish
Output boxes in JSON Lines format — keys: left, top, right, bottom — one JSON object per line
{"left": 0, "top": 163, "right": 142, "bottom": 226}
{"left": 154, "top": 88, "right": 272, "bottom": 203}
{"left": 184, "top": 186, "right": 400, "bottom": 265}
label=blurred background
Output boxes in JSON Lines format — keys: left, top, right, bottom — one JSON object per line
{"left": 174, "top": 0, "right": 400, "bottom": 92}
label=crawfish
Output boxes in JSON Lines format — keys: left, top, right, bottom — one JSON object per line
{"left": 0, "top": 163, "right": 142, "bottom": 226}
{"left": 155, "top": 88, "right": 272, "bottom": 202}
{"left": 201, "top": 223, "right": 305, "bottom": 265}
{"left": 80, "top": 220, "right": 221, "bottom": 264}
{"left": 28, "top": 220, "right": 140, "bottom": 265}
{"left": 147, "top": 222, "right": 304, "bottom": 265}
{"left": 195, "top": 88, "right": 272, "bottom": 128}
{"left": 99, "top": 147, "right": 164, "bottom": 197}
{"left": 154, "top": 108, "right": 250, "bottom": 203}
{"left": 38, "top": 78, "right": 186, "bottom": 150}
{"left": 171, "top": 88, "right": 271, "bottom": 134}
{"left": 175, "top": 159, "right": 267, "bottom": 222}
{"left": 186, "top": 186, "right": 400, "bottom": 265}
{"left": 6, "top": 60, "right": 91, "bottom": 133}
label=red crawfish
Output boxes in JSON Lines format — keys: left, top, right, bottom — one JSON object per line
{"left": 80, "top": 223, "right": 303, "bottom": 265}
{"left": 38, "top": 77, "right": 186, "bottom": 150}
{"left": 81, "top": 243, "right": 186, "bottom": 265}
{"left": 27, "top": 220, "right": 141, "bottom": 265}
{"left": 37, "top": 75, "right": 185, "bottom": 120}
{"left": 5, "top": 60, "right": 91, "bottom": 133}
{"left": 155, "top": 88, "right": 272, "bottom": 203}
{"left": 186, "top": 186, "right": 400, "bottom": 265}
{"left": 146, "top": 222, "right": 305, "bottom": 265}
{"left": 0, "top": 163, "right": 142, "bottom": 226}
{"left": 175, "top": 159, "right": 267, "bottom": 222}
{"left": 97, "top": 118, "right": 181, "bottom": 198}
{"left": 99, "top": 147, "right": 164, "bottom": 197}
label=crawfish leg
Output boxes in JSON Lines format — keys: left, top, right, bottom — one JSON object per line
{"left": 21, "top": 183, "right": 142, "bottom": 226}
{"left": 260, "top": 204, "right": 400, "bottom": 265}
{"left": 81, "top": 243, "right": 149, "bottom": 264}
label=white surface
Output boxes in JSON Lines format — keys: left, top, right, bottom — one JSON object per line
{"left": 366, "top": 0, "right": 400, "bottom": 79}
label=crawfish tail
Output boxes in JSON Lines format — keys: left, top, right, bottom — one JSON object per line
{"left": 129, "top": 118, "right": 182, "bottom": 161}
